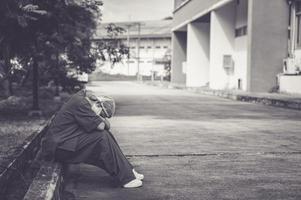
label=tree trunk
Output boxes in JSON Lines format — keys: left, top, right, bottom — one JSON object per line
{"left": 55, "top": 51, "right": 60, "bottom": 96}
{"left": 1, "top": 57, "right": 13, "bottom": 97}
{"left": 32, "top": 58, "right": 39, "bottom": 110}
{"left": 8, "top": 77, "right": 13, "bottom": 95}
{"left": 21, "top": 68, "right": 31, "bottom": 87}
{"left": 1, "top": 79, "right": 10, "bottom": 97}
{"left": 55, "top": 78, "right": 60, "bottom": 96}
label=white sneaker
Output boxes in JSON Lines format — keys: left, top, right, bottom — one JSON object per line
{"left": 133, "top": 169, "right": 144, "bottom": 180}
{"left": 123, "top": 179, "right": 143, "bottom": 188}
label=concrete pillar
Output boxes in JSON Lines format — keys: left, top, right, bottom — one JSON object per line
{"left": 186, "top": 22, "right": 210, "bottom": 87}
{"left": 247, "top": 0, "right": 289, "bottom": 92}
{"left": 171, "top": 31, "right": 187, "bottom": 84}
{"left": 234, "top": 0, "right": 248, "bottom": 91}
{"left": 209, "top": 2, "right": 236, "bottom": 90}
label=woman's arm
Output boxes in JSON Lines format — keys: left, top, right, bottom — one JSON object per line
{"left": 86, "top": 96, "right": 111, "bottom": 131}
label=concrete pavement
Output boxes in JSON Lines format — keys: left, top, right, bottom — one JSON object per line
{"left": 145, "top": 81, "right": 301, "bottom": 111}
{"left": 65, "top": 81, "right": 301, "bottom": 200}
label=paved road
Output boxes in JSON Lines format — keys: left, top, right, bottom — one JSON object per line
{"left": 65, "top": 81, "right": 301, "bottom": 200}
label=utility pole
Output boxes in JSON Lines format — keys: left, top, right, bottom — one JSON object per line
{"left": 151, "top": 39, "right": 155, "bottom": 81}
{"left": 126, "top": 24, "right": 131, "bottom": 75}
{"left": 136, "top": 22, "right": 142, "bottom": 81}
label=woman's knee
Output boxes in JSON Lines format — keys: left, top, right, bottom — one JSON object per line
{"left": 93, "top": 130, "right": 112, "bottom": 143}
{"left": 90, "top": 130, "right": 109, "bottom": 138}
{"left": 100, "top": 130, "right": 111, "bottom": 138}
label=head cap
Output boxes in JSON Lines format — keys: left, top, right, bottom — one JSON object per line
{"left": 97, "top": 96, "right": 115, "bottom": 118}
{"left": 85, "top": 90, "right": 115, "bottom": 118}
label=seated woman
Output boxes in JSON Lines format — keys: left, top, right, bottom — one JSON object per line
{"left": 40, "top": 89, "right": 143, "bottom": 188}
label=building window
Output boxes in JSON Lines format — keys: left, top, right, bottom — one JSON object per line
{"left": 296, "top": 2, "right": 301, "bottom": 47}
{"left": 147, "top": 46, "right": 152, "bottom": 49}
{"left": 235, "top": 26, "right": 247, "bottom": 37}
{"left": 139, "top": 46, "right": 145, "bottom": 49}
{"left": 155, "top": 46, "right": 161, "bottom": 49}
{"left": 163, "top": 46, "right": 168, "bottom": 49}
{"left": 130, "top": 46, "right": 136, "bottom": 49}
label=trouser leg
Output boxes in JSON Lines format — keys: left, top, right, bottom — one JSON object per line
{"left": 84, "top": 130, "right": 135, "bottom": 185}
{"left": 106, "top": 130, "right": 133, "bottom": 168}
{"left": 55, "top": 130, "right": 136, "bottom": 185}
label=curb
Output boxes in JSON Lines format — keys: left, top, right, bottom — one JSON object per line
{"left": 195, "top": 89, "right": 301, "bottom": 110}
{"left": 22, "top": 116, "right": 65, "bottom": 200}
{"left": 23, "top": 162, "right": 63, "bottom": 200}
{"left": 0, "top": 115, "right": 64, "bottom": 200}
{"left": 0, "top": 124, "right": 48, "bottom": 198}
{"left": 144, "top": 81, "right": 301, "bottom": 111}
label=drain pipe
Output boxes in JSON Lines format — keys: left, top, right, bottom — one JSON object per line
{"left": 288, "top": 0, "right": 296, "bottom": 58}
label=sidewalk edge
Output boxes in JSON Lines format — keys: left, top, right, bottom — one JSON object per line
{"left": 144, "top": 81, "right": 301, "bottom": 111}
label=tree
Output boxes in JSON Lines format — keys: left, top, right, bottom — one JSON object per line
{"left": 28, "top": 0, "right": 102, "bottom": 105}
{"left": 0, "top": 0, "right": 128, "bottom": 111}
{"left": 0, "top": 0, "right": 103, "bottom": 110}
{"left": 93, "top": 23, "right": 129, "bottom": 67}
{"left": 0, "top": 0, "right": 47, "bottom": 97}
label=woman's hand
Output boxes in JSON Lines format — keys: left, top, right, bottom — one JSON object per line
{"left": 103, "top": 118, "right": 111, "bottom": 130}
{"left": 97, "top": 117, "right": 111, "bottom": 131}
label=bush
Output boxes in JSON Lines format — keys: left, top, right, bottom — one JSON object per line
{"left": 39, "top": 87, "right": 56, "bottom": 99}
{"left": 0, "top": 96, "right": 31, "bottom": 115}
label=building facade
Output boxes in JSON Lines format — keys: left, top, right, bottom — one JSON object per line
{"left": 94, "top": 20, "right": 172, "bottom": 77}
{"left": 171, "top": 0, "right": 298, "bottom": 93}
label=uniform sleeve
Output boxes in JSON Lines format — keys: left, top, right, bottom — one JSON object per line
{"left": 73, "top": 99, "right": 103, "bottom": 132}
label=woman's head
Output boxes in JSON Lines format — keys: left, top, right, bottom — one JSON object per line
{"left": 99, "top": 97, "right": 115, "bottom": 118}
{"left": 86, "top": 92, "right": 115, "bottom": 118}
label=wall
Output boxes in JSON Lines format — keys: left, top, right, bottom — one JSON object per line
{"left": 234, "top": 36, "right": 247, "bottom": 90}
{"left": 186, "top": 22, "right": 210, "bottom": 87}
{"left": 235, "top": 0, "right": 248, "bottom": 28}
{"left": 173, "top": 0, "right": 223, "bottom": 29}
{"left": 171, "top": 31, "right": 187, "bottom": 84}
{"left": 233, "top": 0, "right": 248, "bottom": 90}
{"left": 279, "top": 75, "right": 301, "bottom": 94}
{"left": 247, "top": 0, "right": 289, "bottom": 92}
{"left": 209, "top": 1, "right": 236, "bottom": 90}
{"left": 174, "top": 0, "right": 189, "bottom": 10}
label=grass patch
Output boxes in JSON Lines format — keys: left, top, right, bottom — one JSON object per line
{"left": 0, "top": 91, "right": 71, "bottom": 200}
{"left": 0, "top": 91, "right": 71, "bottom": 160}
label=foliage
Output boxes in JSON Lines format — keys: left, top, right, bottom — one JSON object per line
{"left": 0, "top": 0, "right": 129, "bottom": 101}
{"left": 93, "top": 23, "right": 129, "bottom": 66}
{"left": 0, "top": 0, "right": 47, "bottom": 75}
{"left": 0, "top": 96, "right": 29, "bottom": 114}
{"left": 0, "top": 0, "right": 103, "bottom": 96}
{"left": 163, "top": 49, "right": 171, "bottom": 81}
{"left": 0, "top": 119, "right": 46, "bottom": 159}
